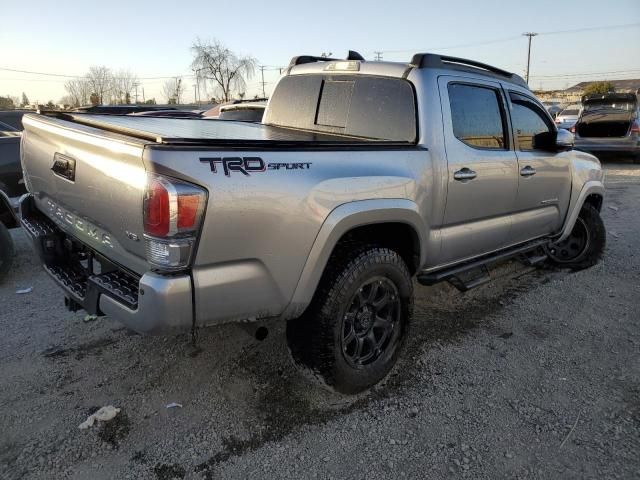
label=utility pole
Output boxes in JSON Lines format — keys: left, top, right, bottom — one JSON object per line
{"left": 133, "top": 82, "right": 139, "bottom": 104}
{"left": 193, "top": 84, "right": 197, "bottom": 105}
{"left": 260, "top": 65, "right": 266, "bottom": 98}
{"left": 522, "top": 32, "right": 538, "bottom": 85}
{"left": 142, "top": 87, "right": 145, "bottom": 103}
{"left": 193, "top": 68, "right": 202, "bottom": 105}
{"left": 374, "top": 51, "right": 383, "bottom": 61}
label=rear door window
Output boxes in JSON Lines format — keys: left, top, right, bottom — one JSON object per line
{"left": 447, "top": 83, "right": 507, "bottom": 149}
{"left": 509, "top": 92, "right": 553, "bottom": 150}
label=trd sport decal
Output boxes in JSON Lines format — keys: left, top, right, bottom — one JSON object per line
{"left": 200, "top": 157, "right": 311, "bottom": 176}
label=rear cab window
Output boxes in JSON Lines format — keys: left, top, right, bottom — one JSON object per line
{"left": 264, "top": 74, "right": 417, "bottom": 142}
{"left": 447, "top": 83, "right": 508, "bottom": 149}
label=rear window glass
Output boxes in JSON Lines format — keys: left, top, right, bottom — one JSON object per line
{"left": 583, "top": 100, "right": 636, "bottom": 111}
{"left": 448, "top": 83, "right": 507, "bottom": 149}
{"left": 264, "top": 74, "right": 416, "bottom": 142}
{"left": 561, "top": 109, "right": 579, "bottom": 115}
{"left": 218, "top": 108, "right": 265, "bottom": 122}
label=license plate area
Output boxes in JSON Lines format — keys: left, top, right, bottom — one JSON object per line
{"left": 21, "top": 199, "right": 140, "bottom": 313}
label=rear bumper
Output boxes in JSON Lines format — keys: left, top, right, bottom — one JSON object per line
{"left": 19, "top": 195, "right": 193, "bottom": 334}
{"left": 575, "top": 136, "right": 640, "bottom": 155}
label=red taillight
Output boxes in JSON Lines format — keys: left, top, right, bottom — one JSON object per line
{"left": 569, "top": 124, "right": 576, "bottom": 134}
{"left": 144, "top": 179, "right": 170, "bottom": 237}
{"left": 142, "top": 175, "right": 207, "bottom": 270}
{"left": 177, "top": 194, "right": 201, "bottom": 229}
{"left": 143, "top": 175, "right": 206, "bottom": 238}
{"left": 630, "top": 121, "right": 640, "bottom": 134}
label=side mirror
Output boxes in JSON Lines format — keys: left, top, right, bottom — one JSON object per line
{"left": 533, "top": 130, "right": 573, "bottom": 152}
{"left": 555, "top": 129, "right": 574, "bottom": 150}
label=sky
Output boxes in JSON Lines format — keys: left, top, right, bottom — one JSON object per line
{"left": 1, "top": 0, "right": 639, "bottom": 105}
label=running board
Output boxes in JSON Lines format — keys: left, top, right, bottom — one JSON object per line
{"left": 417, "top": 239, "right": 549, "bottom": 292}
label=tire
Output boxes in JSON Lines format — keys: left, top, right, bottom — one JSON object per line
{"left": 287, "top": 245, "right": 413, "bottom": 394}
{"left": 545, "top": 203, "right": 605, "bottom": 270}
{"left": 0, "top": 222, "right": 14, "bottom": 283}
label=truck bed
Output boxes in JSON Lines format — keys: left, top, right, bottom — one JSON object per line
{"left": 48, "top": 113, "right": 413, "bottom": 147}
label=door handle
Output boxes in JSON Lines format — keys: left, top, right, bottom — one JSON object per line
{"left": 520, "top": 166, "right": 537, "bottom": 177}
{"left": 453, "top": 168, "right": 477, "bottom": 181}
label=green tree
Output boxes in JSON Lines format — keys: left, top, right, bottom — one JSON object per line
{"left": 21, "top": 92, "right": 29, "bottom": 106}
{"left": 143, "top": 98, "right": 156, "bottom": 105}
{"left": 583, "top": 81, "right": 615, "bottom": 96}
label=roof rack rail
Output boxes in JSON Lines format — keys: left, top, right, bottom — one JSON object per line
{"left": 289, "top": 50, "right": 365, "bottom": 67}
{"left": 411, "top": 53, "right": 528, "bottom": 88}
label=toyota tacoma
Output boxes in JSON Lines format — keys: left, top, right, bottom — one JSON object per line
{"left": 19, "top": 52, "right": 606, "bottom": 393}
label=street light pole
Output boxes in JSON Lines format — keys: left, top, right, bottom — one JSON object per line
{"left": 522, "top": 32, "right": 538, "bottom": 85}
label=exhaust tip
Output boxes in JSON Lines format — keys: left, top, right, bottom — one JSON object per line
{"left": 255, "top": 326, "right": 269, "bottom": 341}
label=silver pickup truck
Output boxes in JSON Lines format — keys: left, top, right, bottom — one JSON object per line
{"left": 19, "top": 53, "right": 606, "bottom": 393}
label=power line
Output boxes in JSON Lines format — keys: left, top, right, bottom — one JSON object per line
{"left": 0, "top": 66, "right": 195, "bottom": 80}
{"left": 373, "top": 22, "right": 640, "bottom": 55}
{"left": 530, "top": 69, "right": 640, "bottom": 79}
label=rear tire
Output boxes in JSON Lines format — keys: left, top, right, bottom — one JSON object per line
{"left": 545, "top": 203, "right": 605, "bottom": 270}
{"left": 287, "top": 245, "right": 413, "bottom": 394}
{"left": 0, "top": 222, "right": 14, "bottom": 283}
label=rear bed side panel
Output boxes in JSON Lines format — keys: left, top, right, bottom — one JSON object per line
{"left": 21, "top": 114, "right": 150, "bottom": 274}
{"left": 143, "top": 146, "right": 432, "bottom": 326}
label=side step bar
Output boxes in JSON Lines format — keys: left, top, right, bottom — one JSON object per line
{"left": 417, "top": 239, "right": 549, "bottom": 292}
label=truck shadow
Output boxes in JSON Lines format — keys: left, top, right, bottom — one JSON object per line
{"left": 193, "top": 262, "right": 556, "bottom": 478}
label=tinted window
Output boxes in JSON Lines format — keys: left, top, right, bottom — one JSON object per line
{"left": 448, "top": 83, "right": 506, "bottom": 149}
{"left": 264, "top": 74, "right": 416, "bottom": 142}
{"left": 561, "top": 109, "right": 579, "bottom": 116}
{"left": 509, "top": 93, "right": 553, "bottom": 150}
{"left": 218, "top": 108, "right": 265, "bottom": 122}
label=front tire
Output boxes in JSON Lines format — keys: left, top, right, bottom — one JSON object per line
{"left": 0, "top": 222, "right": 14, "bottom": 283}
{"left": 546, "top": 203, "right": 605, "bottom": 270}
{"left": 287, "top": 246, "right": 413, "bottom": 394}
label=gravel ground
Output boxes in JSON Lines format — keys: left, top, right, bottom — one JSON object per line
{"left": 1, "top": 162, "right": 638, "bottom": 480}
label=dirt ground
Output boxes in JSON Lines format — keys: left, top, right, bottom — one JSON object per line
{"left": 1, "top": 162, "right": 638, "bottom": 480}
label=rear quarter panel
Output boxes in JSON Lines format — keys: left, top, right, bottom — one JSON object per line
{"left": 144, "top": 146, "right": 432, "bottom": 326}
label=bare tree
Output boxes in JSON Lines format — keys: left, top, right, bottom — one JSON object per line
{"left": 191, "top": 38, "right": 256, "bottom": 102}
{"left": 162, "top": 77, "right": 184, "bottom": 104}
{"left": 86, "top": 66, "right": 112, "bottom": 104}
{"left": 64, "top": 78, "right": 91, "bottom": 107}
{"left": 110, "top": 70, "right": 138, "bottom": 104}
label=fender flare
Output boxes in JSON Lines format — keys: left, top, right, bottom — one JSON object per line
{"left": 557, "top": 180, "right": 605, "bottom": 242}
{"left": 281, "top": 199, "right": 427, "bottom": 319}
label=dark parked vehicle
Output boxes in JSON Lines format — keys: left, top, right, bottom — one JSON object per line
{"left": 217, "top": 102, "right": 266, "bottom": 122}
{"left": 129, "top": 110, "right": 203, "bottom": 118}
{"left": 0, "top": 120, "right": 25, "bottom": 281}
{"left": 72, "top": 105, "right": 179, "bottom": 115}
{"left": 573, "top": 92, "right": 640, "bottom": 162}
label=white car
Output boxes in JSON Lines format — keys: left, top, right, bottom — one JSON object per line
{"left": 555, "top": 105, "right": 581, "bottom": 130}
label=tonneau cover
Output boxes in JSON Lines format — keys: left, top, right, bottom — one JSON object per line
{"left": 58, "top": 113, "right": 404, "bottom": 146}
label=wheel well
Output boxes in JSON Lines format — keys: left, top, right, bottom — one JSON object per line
{"left": 584, "top": 193, "right": 603, "bottom": 212}
{"left": 334, "top": 222, "right": 420, "bottom": 275}
{"left": 0, "top": 196, "right": 18, "bottom": 229}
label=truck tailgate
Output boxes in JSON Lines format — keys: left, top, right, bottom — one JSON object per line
{"left": 21, "top": 114, "right": 151, "bottom": 275}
